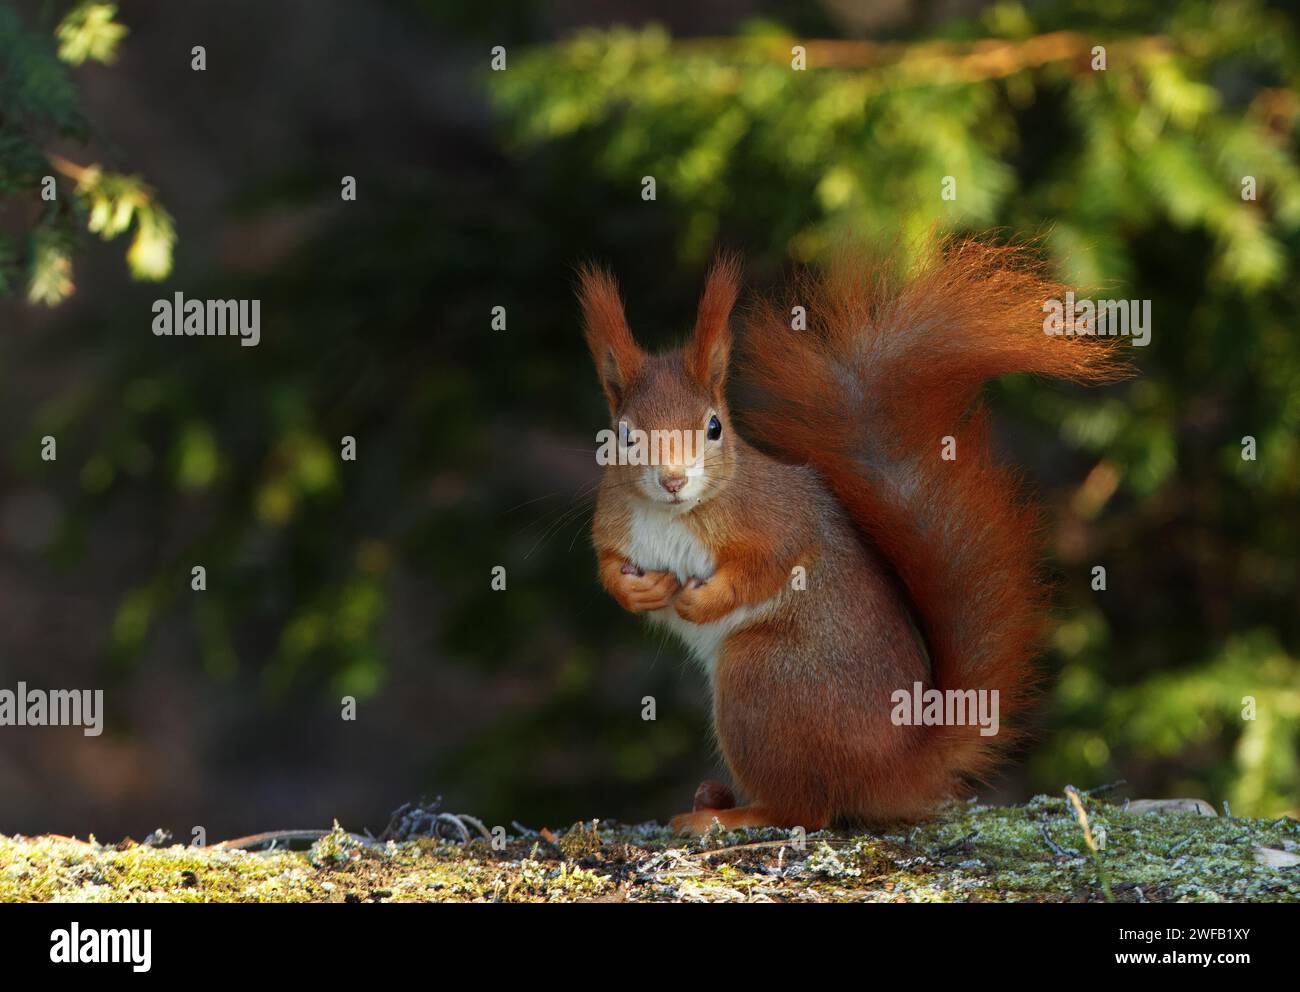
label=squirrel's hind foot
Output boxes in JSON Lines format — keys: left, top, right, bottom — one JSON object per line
{"left": 668, "top": 804, "right": 825, "bottom": 835}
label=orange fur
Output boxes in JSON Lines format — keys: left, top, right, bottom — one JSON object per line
{"left": 577, "top": 263, "right": 645, "bottom": 411}
{"left": 738, "top": 236, "right": 1128, "bottom": 806}
{"left": 579, "top": 235, "right": 1129, "bottom": 833}
{"left": 685, "top": 253, "right": 743, "bottom": 397}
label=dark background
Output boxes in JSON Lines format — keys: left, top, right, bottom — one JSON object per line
{"left": 1, "top": 0, "right": 1297, "bottom": 841}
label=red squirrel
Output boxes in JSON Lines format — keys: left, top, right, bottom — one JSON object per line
{"left": 577, "top": 237, "right": 1126, "bottom": 834}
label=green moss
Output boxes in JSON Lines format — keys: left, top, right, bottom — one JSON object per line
{"left": 0, "top": 834, "right": 319, "bottom": 903}
{"left": 898, "top": 796, "right": 1300, "bottom": 903}
{"left": 2, "top": 799, "right": 1296, "bottom": 903}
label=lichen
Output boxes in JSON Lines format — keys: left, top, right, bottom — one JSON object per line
{"left": 2, "top": 797, "right": 1296, "bottom": 903}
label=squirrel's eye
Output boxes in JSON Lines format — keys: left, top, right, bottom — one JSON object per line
{"left": 707, "top": 414, "right": 722, "bottom": 441}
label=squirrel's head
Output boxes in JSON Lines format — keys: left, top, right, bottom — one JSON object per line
{"left": 578, "top": 255, "right": 742, "bottom": 513}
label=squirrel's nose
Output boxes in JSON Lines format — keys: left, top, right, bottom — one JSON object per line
{"left": 659, "top": 472, "right": 686, "bottom": 494}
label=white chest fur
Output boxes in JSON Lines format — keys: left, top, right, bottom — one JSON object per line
{"left": 622, "top": 503, "right": 773, "bottom": 679}
{"left": 625, "top": 503, "right": 715, "bottom": 585}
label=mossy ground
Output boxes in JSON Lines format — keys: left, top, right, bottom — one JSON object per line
{"left": 3, "top": 796, "right": 1297, "bottom": 903}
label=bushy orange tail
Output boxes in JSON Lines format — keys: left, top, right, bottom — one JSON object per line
{"left": 739, "top": 235, "right": 1128, "bottom": 786}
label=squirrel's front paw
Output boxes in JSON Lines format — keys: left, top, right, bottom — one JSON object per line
{"left": 673, "top": 575, "right": 736, "bottom": 624}
{"left": 612, "top": 566, "right": 680, "bottom": 613}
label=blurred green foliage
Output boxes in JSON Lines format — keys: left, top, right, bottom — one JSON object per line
{"left": 0, "top": 2, "right": 173, "bottom": 304}
{"left": 4, "top": 0, "right": 1298, "bottom": 824}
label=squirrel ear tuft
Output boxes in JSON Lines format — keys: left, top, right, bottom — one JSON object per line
{"left": 577, "top": 264, "right": 644, "bottom": 412}
{"left": 686, "top": 252, "right": 742, "bottom": 397}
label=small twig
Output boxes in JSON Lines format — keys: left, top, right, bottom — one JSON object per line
{"left": 1040, "top": 823, "right": 1070, "bottom": 857}
{"left": 21, "top": 833, "right": 95, "bottom": 849}
{"left": 211, "top": 829, "right": 381, "bottom": 852}
{"left": 44, "top": 151, "right": 97, "bottom": 186}
{"left": 1084, "top": 779, "right": 1127, "bottom": 797}
{"left": 678, "top": 31, "right": 1173, "bottom": 82}
{"left": 680, "top": 834, "right": 873, "bottom": 861}
{"left": 934, "top": 831, "right": 980, "bottom": 856}
{"left": 682, "top": 838, "right": 817, "bottom": 860}
{"left": 1166, "top": 835, "right": 1193, "bottom": 858}
{"left": 453, "top": 813, "right": 493, "bottom": 843}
